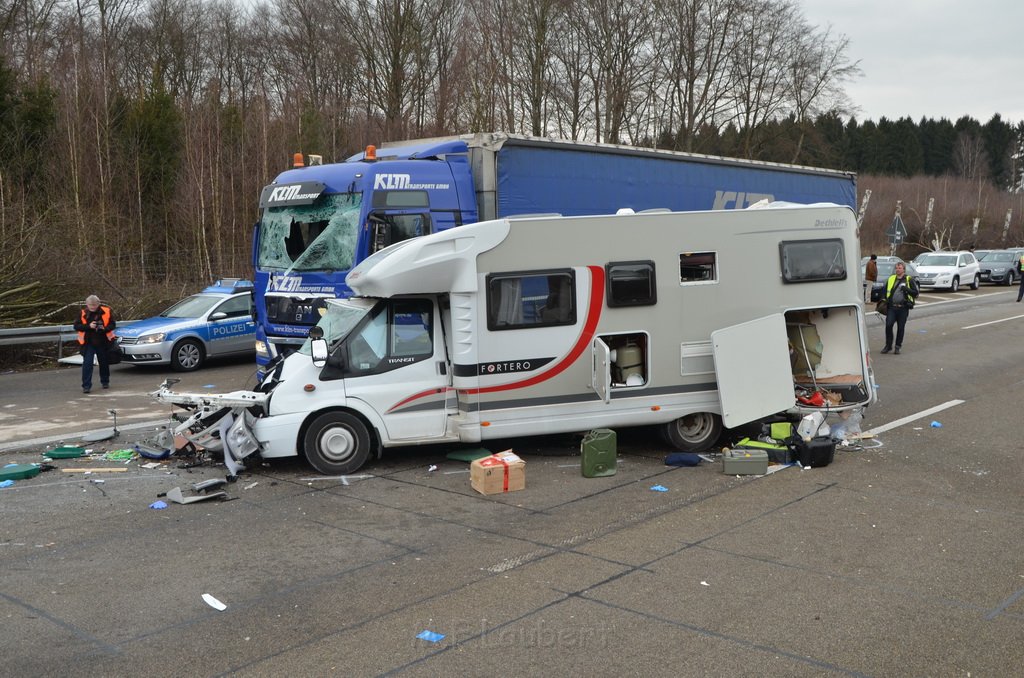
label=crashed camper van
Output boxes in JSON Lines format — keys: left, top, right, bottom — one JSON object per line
{"left": 154, "top": 203, "right": 876, "bottom": 474}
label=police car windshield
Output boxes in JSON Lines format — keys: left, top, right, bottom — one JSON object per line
{"left": 258, "top": 192, "right": 362, "bottom": 273}
{"left": 160, "top": 294, "right": 222, "bottom": 319}
{"left": 298, "top": 297, "right": 377, "bottom": 355}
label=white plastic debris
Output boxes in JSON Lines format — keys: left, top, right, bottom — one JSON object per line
{"left": 202, "top": 593, "right": 227, "bottom": 611}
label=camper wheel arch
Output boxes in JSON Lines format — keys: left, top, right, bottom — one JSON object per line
{"left": 659, "top": 412, "right": 722, "bottom": 452}
{"left": 301, "top": 409, "right": 380, "bottom": 474}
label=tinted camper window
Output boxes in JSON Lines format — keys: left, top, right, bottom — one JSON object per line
{"left": 780, "top": 239, "right": 847, "bottom": 283}
{"left": 486, "top": 271, "right": 576, "bottom": 330}
{"left": 607, "top": 261, "right": 656, "bottom": 306}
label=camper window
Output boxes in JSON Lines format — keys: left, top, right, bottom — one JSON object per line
{"left": 606, "top": 261, "right": 656, "bottom": 307}
{"left": 780, "top": 239, "right": 847, "bottom": 283}
{"left": 486, "top": 270, "right": 576, "bottom": 330}
{"left": 679, "top": 252, "right": 717, "bottom": 284}
{"left": 391, "top": 299, "right": 433, "bottom": 358}
{"left": 338, "top": 298, "right": 433, "bottom": 376}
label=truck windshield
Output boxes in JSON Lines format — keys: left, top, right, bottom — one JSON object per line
{"left": 298, "top": 297, "right": 377, "bottom": 355}
{"left": 258, "top": 192, "right": 362, "bottom": 272}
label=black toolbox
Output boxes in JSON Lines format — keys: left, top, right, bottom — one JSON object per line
{"left": 790, "top": 436, "right": 836, "bottom": 467}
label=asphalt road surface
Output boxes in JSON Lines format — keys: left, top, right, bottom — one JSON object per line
{"left": 1, "top": 286, "right": 1022, "bottom": 676}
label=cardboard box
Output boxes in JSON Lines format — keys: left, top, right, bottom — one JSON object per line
{"left": 470, "top": 450, "right": 525, "bottom": 495}
{"left": 721, "top": 449, "right": 768, "bottom": 475}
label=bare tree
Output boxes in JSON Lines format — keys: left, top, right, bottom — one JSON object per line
{"left": 549, "top": 6, "right": 594, "bottom": 139}
{"left": 786, "top": 20, "right": 859, "bottom": 163}
{"left": 656, "top": 0, "right": 741, "bottom": 151}
{"left": 953, "top": 131, "right": 988, "bottom": 182}
{"left": 354, "top": 0, "right": 432, "bottom": 139}
{"left": 728, "top": 0, "right": 798, "bottom": 158}
{"left": 575, "top": 0, "right": 657, "bottom": 144}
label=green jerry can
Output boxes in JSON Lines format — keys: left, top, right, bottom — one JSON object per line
{"left": 581, "top": 429, "right": 617, "bottom": 477}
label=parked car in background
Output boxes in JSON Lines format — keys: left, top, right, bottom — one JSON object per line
{"left": 977, "top": 249, "right": 1023, "bottom": 285}
{"left": 914, "top": 251, "right": 980, "bottom": 292}
{"left": 863, "top": 256, "right": 917, "bottom": 302}
{"left": 117, "top": 279, "right": 256, "bottom": 371}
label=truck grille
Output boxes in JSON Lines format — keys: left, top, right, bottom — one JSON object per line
{"left": 264, "top": 296, "right": 325, "bottom": 326}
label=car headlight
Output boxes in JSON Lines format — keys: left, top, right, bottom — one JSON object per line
{"left": 138, "top": 332, "right": 166, "bottom": 344}
{"left": 255, "top": 340, "right": 269, "bottom": 358}
{"left": 993, "top": 266, "right": 1007, "bottom": 273}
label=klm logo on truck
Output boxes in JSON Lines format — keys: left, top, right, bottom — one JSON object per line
{"left": 374, "top": 174, "right": 450, "bottom": 191}
{"left": 267, "top": 185, "right": 321, "bottom": 204}
{"left": 269, "top": 275, "right": 333, "bottom": 293}
{"left": 713, "top": 191, "right": 774, "bottom": 209}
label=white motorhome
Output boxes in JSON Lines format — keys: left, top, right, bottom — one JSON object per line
{"left": 155, "top": 204, "right": 876, "bottom": 474}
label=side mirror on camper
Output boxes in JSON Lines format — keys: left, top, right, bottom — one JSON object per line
{"left": 308, "top": 326, "right": 328, "bottom": 366}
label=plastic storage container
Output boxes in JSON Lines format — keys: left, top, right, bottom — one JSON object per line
{"left": 721, "top": 449, "right": 769, "bottom": 475}
{"left": 581, "top": 429, "right": 617, "bottom": 477}
{"left": 792, "top": 436, "right": 836, "bottom": 467}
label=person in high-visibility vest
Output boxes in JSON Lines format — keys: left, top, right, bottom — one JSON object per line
{"left": 1017, "top": 254, "right": 1024, "bottom": 302}
{"left": 72, "top": 295, "right": 117, "bottom": 393}
{"left": 880, "top": 262, "right": 919, "bottom": 355}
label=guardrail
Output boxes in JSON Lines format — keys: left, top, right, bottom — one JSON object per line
{"left": 0, "top": 322, "right": 138, "bottom": 360}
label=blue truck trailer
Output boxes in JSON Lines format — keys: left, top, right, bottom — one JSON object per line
{"left": 253, "top": 132, "right": 857, "bottom": 375}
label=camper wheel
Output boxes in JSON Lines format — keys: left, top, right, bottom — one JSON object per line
{"left": 303, "top": 411, "right": 373, "bottom": 474}
{"left": 660, "top": 413, "right": 722, "bottom": 452}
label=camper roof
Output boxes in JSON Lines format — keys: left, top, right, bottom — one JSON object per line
{"left": 346, "top": 218, "right": 512, "bottom": 297}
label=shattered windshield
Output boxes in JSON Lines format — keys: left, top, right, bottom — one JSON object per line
{"left": 258, "top": 193, "right": 362, "bottom": 272}
{"left": 298, "top": 297, "right": 378, "bottom": 355}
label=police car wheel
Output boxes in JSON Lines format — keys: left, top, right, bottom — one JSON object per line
{"left": 949, "top": 276, "right": 959, "bottom": 293}
{"left": 970, "top": 274, "right": 980, "bottom": 290}
{"left": 171, "top": 339, "right": 205, "bottom": 372}
{"left": 303, "top": 411, "right": 373, "bottom": 475}
{"left": 660, "top": 412, "right": 722, "bottom": 452}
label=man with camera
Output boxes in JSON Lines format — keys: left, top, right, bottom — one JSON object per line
{"left": 73, "top": 295, "right": 117, "bottom": 393}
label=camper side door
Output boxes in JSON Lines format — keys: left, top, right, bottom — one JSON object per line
{"left": 336, "top": 298, "right": 454, "bottom": 441}
{"left": 711, "top": 313, "right": 795, "bottom": 428}
{"left": 591, "top": 338, "right": 612, "bottom": 404}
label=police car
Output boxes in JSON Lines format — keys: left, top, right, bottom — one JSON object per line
{"left": 117, "top": 280, "right": 256, "bottom": 371}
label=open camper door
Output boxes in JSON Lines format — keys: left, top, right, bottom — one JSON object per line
{"left": 591, "top": 338, "right": 612, "bottom": 404}
{"left": 711, "top": 314, "right": 795, "bottom": 428}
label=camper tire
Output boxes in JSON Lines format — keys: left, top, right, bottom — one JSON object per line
{"left": 303, "top": 411, "right": 373, "bottom": 475}
{"left": 660, "top": 413, "right": 722, "bottom": 452}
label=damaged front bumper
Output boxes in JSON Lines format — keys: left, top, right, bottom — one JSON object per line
{"left": 151, "top": 381, "right": 269, "bottom": 465}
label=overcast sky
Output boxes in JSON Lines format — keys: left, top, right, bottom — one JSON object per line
{"left": 800, "top": 0, "right": 1024, "bottom": 126}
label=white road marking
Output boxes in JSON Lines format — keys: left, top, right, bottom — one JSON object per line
{"left": 864, "top": 399, "right": 965, "bottom": 437}
{"left": 0, "top": 419, "right": 166, "bottom": 451}
{"left": 961, "top": 313, "right": 1024, "bottom": 330}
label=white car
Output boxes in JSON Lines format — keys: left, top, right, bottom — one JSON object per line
{"left": 914, "top": 251, "right": 980, "bottom": 292}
